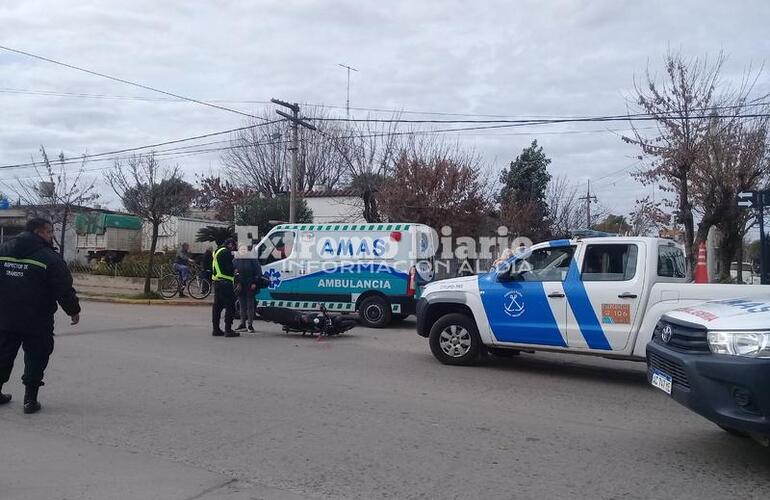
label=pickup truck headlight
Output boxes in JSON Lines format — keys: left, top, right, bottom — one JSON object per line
{"left": 707, "top": 331, "right": 770, "bottom": 358}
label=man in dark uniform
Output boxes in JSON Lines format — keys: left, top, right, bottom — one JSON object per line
{"left": 0, "top": 218, "right": 81, "bottom": 414}
{"left": 212, "top": 238, "right": 238, "bottom": 337}
{"left": 234, "top": 245, "right": 262, "bottom": 333}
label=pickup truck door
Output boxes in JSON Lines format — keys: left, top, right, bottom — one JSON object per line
{"left": 564, "top": 242, "right": 645, "bottom": 351}
{"left": 481, "top": 244, "right": 573, "bottom": 347}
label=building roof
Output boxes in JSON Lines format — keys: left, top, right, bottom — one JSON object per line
{"left": 299, "top": 188, "right": 358, "bottom": 198}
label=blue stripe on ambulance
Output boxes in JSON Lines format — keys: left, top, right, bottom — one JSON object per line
{"left": 562, "top": 261, "right": 612, "bottom": 350}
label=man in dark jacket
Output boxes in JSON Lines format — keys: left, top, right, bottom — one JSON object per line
{"left": 234, "top": 245, "right": 262, "bottom": 332}
{"left": 211, "top": 238, "right": 237, "bottom": 337}
{"left": 0, "top": 218, "right": 81, "bottom": 414}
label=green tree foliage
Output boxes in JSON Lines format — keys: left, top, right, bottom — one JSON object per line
{"left": 593, "top": 214, "right": 631, "bottom": 234}
{"left": 236, "top": 196, "right": 312, "bottom": 236}
{"left": 498, "top": 140, "right": 552, "bottom": 240}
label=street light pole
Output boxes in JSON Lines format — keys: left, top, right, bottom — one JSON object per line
{"left": 337, "top": 63, "right": 358, "bottom": 119}
{"left": 270, "top": 98, "right": 317, "bottom": 223}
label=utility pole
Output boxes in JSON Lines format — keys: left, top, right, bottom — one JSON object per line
{"left": 271, "top": 98, "right": 317, "bottom": 223}
{"left": 578, "top": 180, "right": 598, "bottom": 228}
{"left": 337, "top": 63, "right": 358, "bottom": 119}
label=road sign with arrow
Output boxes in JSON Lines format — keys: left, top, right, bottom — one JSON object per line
{"left": 736, "top": 191, "right": 757, "bottom": 208}
{"left": 736, "top": 190, "right": 769, "bottom": 284}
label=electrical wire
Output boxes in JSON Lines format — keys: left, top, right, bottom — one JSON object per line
{"left": 0, "top": 119, "right": 287, "bottom": 170}
{"left": 4, "top": 87, "right": 768, "bottom": 121}
{"left": 0, "top": 45, "right": 265, "bottom": 121}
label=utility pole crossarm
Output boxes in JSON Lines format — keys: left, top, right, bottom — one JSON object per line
{"left": 275, "top": 110, "right": 317, "bottom": 131}
{"left": 578, "top": 179, "right": 598, "bottom": 228}
{"left": 270, "top": 98, "right": 299, "bottom": 113}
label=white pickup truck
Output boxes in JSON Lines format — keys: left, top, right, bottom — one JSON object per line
{"left": 416, "top": 237, "right": 769, "bottom": 365}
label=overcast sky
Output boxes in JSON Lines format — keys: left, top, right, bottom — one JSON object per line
{"left": 1, "top": 0, "right": 769, "bottom": 216}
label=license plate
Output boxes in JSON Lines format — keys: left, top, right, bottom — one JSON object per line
{"left": 650, "top": 368, "right": 673, "bottom": 395}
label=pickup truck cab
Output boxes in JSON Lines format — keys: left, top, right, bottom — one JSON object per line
{"left": 647, "top": 300, "right": 770, "bottom": 445}
{"left": 417, "top": 237, "right": 769, "bottom": 365}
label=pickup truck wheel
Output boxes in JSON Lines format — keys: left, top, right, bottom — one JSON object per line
{"left": 718, "top": 424, "right": 749, "bottom": 438}
{"left": 429, "top": 313, "right": 482, "bottom": 365}
{"left": 359, "top": 296, "right": 392, "bottom": 328}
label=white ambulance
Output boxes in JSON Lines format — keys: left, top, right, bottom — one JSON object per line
{"left": 253, "top": 222, "right": 436, "bottom": 327}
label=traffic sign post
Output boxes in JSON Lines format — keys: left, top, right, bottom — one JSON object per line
{"left": 736, "top": 190, "right": 769, "bottom": 284}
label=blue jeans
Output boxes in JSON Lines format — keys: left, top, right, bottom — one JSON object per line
{"left": 174, "top": 263, "right": 190, "bottom": 284}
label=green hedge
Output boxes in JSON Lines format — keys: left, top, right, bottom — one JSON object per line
{"left": 71, "top": 252, "right": 176, "bottom": 278}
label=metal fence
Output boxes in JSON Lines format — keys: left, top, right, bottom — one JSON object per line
{"left": 69, "top": 261, "right": 171, "bottom": 278}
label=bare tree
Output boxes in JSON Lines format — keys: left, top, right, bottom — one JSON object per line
{"left": 628, "top": 196, "right": 673, "bottom": 236}
{"left": 379, "top": 139, "right": 492, "bottom": 235}
{"left": 330, "top": 116, "right": 403, "bottom": 222}
{"left": 107, "top": 154, "right": 196, "bottom": 296}
{"left": 693, "top": 113, "right": 770, "bottom": 280}
{"left": 5, "top": 147, "right": 99, "bottom": 256}
{"left": 546, "top": 176, "right": 584, "bottom": 238}
{"left": 624, "top": 51, "right": 725, "bottom": 268}
{"left": 221, "top": 108, "right": 346, "bottom": 197}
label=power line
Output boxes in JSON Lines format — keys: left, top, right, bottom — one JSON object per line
{"left": 0, "top": 138, "right": 292, "bottom": 183}
{"left": 0, "top": 45, "right": 265, "bottom": 121}
{"left": 0, "top": 119, "right": 286, "bottom": 170}
{"left": 4, "top": 86, "right": 768, "bottom": 121}
{"left": 305, "top": 110, "right": 770, "bottom": 125}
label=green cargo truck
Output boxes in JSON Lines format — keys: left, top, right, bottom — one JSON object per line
{"left": 75, "top": 212, "right": 143, "bottom": 263}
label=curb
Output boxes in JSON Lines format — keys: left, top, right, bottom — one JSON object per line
{"left": 80, "top": 295, "right": 212, "bottom": 306}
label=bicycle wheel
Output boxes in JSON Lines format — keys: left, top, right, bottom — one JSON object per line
{"left": 187, "top": 276, "right": 211, "bottom": 299}
{"left": 159, "top": 273, "right": 180, "bottom": 299}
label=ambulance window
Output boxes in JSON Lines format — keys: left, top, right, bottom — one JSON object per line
{"left": 257, "top": 231, "right": 295, "bottom": 265}
{"left": 581, "top": 244, "right": 638, "bottom": 281}
{"left": 514, "top": 247, "right": 574, "bottom": 282}
{"left": 658, "top": 245, "right": 687, "bottom": 278}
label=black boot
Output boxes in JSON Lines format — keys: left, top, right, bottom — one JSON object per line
{"left": 0, "top": 385, "right": 11, "bottom": 405}
{"left": 23, "top": 385, "right": 41, "bottom": 414}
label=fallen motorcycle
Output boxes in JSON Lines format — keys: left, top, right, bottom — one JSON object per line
{"left": 256, "top": 305, "right": 359, "bottom": 337}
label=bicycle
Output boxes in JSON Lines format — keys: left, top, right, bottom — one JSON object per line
{"left": 159, "top": 264, "right": 212, "bottom": 299}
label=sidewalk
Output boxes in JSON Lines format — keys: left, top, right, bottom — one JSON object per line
{"left": 74, "top": 273, "right": 213, "bottom": 306}
{"left": 78, "top": 292, "right": 212, "bottom": 306}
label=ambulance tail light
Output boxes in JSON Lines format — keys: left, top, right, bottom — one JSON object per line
{"left": 407, "top": 266, "right": 417, "bottom": 296}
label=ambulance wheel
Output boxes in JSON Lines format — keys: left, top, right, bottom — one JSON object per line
{"left": 429, "top": 313, "right": 482, "bottom": 365}
{"left": 359, "top": 295, "right": 392, "bottom": 328}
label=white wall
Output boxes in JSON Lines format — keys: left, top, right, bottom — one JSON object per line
{"left": 304, "top": 196, "right": 365, "bottom": 224}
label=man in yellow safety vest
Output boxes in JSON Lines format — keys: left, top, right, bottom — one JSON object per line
{"left": 211, "top": 238, "right": 238, "bottom": 337}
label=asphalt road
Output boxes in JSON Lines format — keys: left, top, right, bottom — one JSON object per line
{"left": 1, "top": 302, "right": 768, "bottom": 500}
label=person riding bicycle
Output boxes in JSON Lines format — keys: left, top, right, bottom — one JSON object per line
{"left": 174, "top": 242, "right": 195, "bottom": 298}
